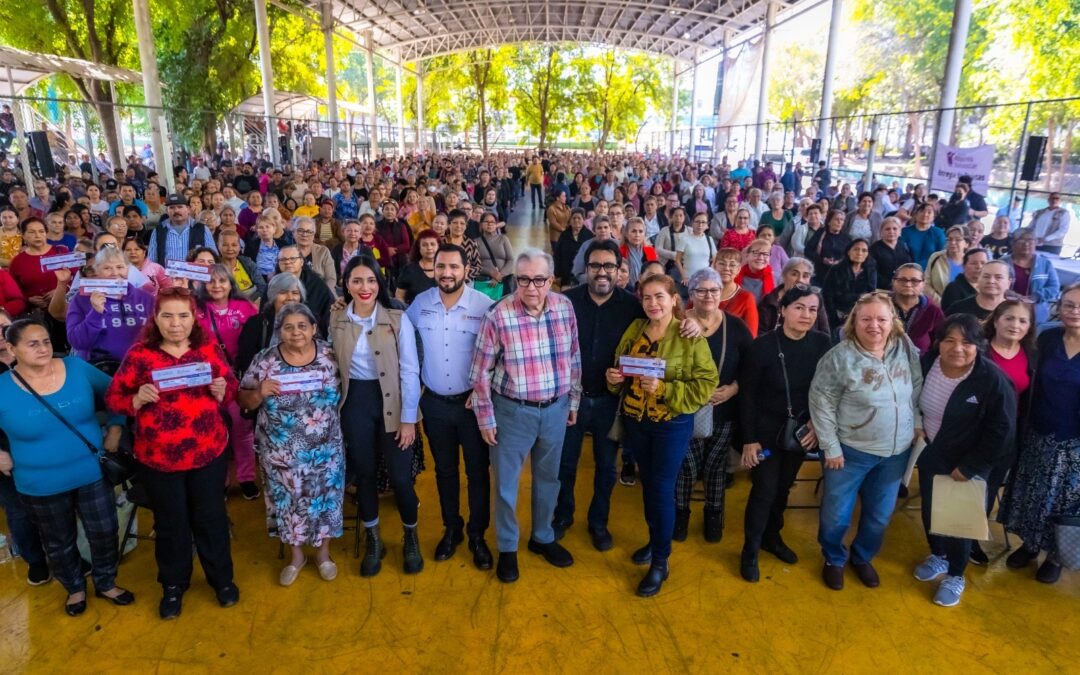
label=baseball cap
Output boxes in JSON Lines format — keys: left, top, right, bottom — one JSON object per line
{"left": 165, "top": 193, "right": 189, "bottom": 206}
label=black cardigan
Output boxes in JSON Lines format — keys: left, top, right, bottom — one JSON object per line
{"left": 917, "top": 354, "right": 1017, "bottom": 478}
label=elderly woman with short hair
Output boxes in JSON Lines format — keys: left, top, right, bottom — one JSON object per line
{"left": 236, "top": 273, "right": 307, "bottom": 375}
{"left": 757, "top": 257, "right": 830, "bottom": 335}
{"left": 238, "top": 303, "right": 346, "bottom": 586}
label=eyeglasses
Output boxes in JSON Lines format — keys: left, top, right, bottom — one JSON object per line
{"left": 295, "top": 229, "right": 315, "bottom": 235}
{"left": 279, "top": 256, "right": 303, "bottom": 263}
{"left": 749, "top": 250, "right": 770, "bottom": 258}
{"left": 894, "top": 277, "right": 924, "bottom": 285}
{"left": 586, "top": 263, "right": 618, "bottom": 273}
{"left": 692, "top": 288, "right": 723, "bottom": 298}
{"left": 792, "top": 283, "right": 822, "bottom": 293}
{"left": 515, "top": 276, "right": 550, "bottom": 288}
{"left": 1061, "top": 301, "right": 1080, "bottom": 314}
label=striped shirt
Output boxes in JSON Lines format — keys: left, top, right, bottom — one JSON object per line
{"left": 468, "top": 292, "right": 582, "bottom": 430}
{"left": 919, "top": 359, "right": 971, "bottom": 442}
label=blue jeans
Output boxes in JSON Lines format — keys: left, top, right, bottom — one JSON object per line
{"left": 0, "top": 474, "right": 45, "bottom": 566}
{"left": 623, "top": 414, "right": 694, "bottom": 562}
{"left": 490, "top": 394, "right": 570, "bottom": 552}
{"left": 818, "top": 443, "right": 910, "bottom": 567}
{"left": 554, "top": 394, "right": 618, "bottom": 530}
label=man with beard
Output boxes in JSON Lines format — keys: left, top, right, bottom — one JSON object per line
{"left": 405, "top": 244, "right": 495, "bottom": 570}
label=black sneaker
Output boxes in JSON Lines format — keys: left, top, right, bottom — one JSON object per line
{"left": 27, "top": 561, "right": 52, "bottom": 586}
{"left": 216, "top": 583, "right": 240, "bottom": 608}
{"left": 969, "top": 542, "right": 989, "bottom": 566}
{"left": 159, "top": 585, "right": 185, "bottom": 620}
{"left": 619, "top": 463, "right": 636, "bottom": 487}
{"left": 240, "top": 482, "right": 260, "bottom": 500}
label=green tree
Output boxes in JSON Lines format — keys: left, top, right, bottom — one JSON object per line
{"left": 510, "top": 44, "right": 574, "bottom": 149}
{"left": 572, "top": 51, "right": 662, "bottom": 151}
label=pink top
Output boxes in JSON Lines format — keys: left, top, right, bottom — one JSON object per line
{"left": 198, "top": 298, "right": 259, "bottom": 363}
{"left": 137, "top": 260, "right": 171, "bottom": 295}
{"left": 990, "top": 346, "right": 1030, "bottom": 400}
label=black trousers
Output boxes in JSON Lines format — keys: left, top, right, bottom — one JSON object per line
{"left": 21, "top": 478, "right": 118, "bottom": 594}
{"left": 342, "top": 379, "right": 419, "bottom": 526}
{"left": 141, "top": 452, "right": 233, "bottom": 590}
{"left": 530, "top": 183, "right": 543, "bottom": 207}
{"left": 743, "top": 448, "right": 806, "bottom": 553}
{"left": 420, "top": 391, "right": 490, "bottom": 537}
{"left": 918, "top": 449, "right": 973, "bottom": 577}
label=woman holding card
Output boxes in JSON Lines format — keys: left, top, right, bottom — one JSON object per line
{"left": 237, "top": 303, "right": 345, "bottom": 585}
{"left": 606, "top": 274, "right": 718, "bottom": 597}
{"left": 105, "top": 287, "right": 239, "bottom": 620}
{"left": 912, "top": 314, "right": 1016, "bottom": 607}
{"left": 9, "top": 217, "right": 66, "bottom": 311}
{"left": 66, "top": 247, "right": 154, "bottom": 364}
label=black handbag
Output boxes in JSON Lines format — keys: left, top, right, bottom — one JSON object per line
{"left": 11, "top": 369, "right": 139, "bottom": 487}
{"left": 775, "top": 333, "right": 807, "bottom": 453}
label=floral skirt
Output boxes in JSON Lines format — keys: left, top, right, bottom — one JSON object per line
{"left": 1000, "top": 429, "right": 1080, "bottom": 553}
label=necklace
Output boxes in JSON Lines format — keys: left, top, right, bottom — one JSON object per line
{"left": 719, "top": 285, "right": 738, "bottom": 302}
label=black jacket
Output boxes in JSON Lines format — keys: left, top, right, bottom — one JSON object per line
{"left": 917, "top": 354, "right": 1017, "bottom": 479}
{"left": 555, "top": 227, "right": 593, "bottom": 286}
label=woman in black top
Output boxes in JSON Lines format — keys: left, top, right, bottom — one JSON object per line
{"left": 805, "top": 209, "right": 851, "bottom": 283}
{"left": 738, "top": 286, "right": 832, "bottom": 582}
{"left": 673, "top": 268, "right": 753, "bottom": 543}
{"left": 395, "top": 229, "right": 439, "bottom": 305}
{"left": 869, "top": 216, "right": 913, "bottom": 289}
{"left": 823, "top": 238, "right": 876, "bottom": 334}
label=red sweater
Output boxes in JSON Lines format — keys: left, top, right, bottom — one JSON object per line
{"left": 0, "top": 269, "right": 26, "bottom": 316}
{"left": 106, "top": 341, "right": 238, "bottom": 472}
{"left": 718, "top": 289, "right": 759, "bottom": 338}
{"left": 9, "top": 246, "right": 66, "bottom": 299}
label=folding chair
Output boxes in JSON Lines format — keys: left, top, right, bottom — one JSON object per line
{"left": 789, "top": 450, "right": 825, "bottom": 509}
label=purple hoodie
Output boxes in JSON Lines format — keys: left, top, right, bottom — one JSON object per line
{"left": 66, "top": 284, "right": 155, "bottom": 362}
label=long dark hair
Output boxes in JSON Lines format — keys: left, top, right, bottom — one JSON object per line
{"left": 342, "top": 254, "right": 393, "bottom": 309}
{"left": 983, "top": 298, "right": 1037, "bottom": 357}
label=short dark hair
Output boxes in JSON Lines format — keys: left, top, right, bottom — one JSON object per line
{"left": 447, "top": 208, "right": 468, "bottom": 223}
{"left": 933, "top": 313, "right": 987, "bottom": 353}
{"left": 434, "top": 243, "right": 467, "bottom": 267}
{"left": 4, "top": 317, "right": 48, "bottom": 345}
{"left": 584, "top": 238, "right": 622, "bottom": 266}
{"left": 962, "top": 247, "right": 989, "bottom": 264}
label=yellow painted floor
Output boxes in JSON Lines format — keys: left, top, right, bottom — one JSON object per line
{"left": 1, "top": 457, "right": 1078, "bottom": 674}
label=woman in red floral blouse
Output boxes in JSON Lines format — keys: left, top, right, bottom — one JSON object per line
{"left": 105, "top": 287, "right": 239, "bottom": 621}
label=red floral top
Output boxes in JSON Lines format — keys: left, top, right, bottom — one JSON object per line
{"left": 105, "top": 341, "right": 238, "bottom": 472}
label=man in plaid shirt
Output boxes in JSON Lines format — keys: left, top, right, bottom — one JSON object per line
{"left": 469, "top": 247, "right": 581, "bottom": 583}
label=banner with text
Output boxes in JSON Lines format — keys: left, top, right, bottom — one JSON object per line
{"left": 930, "top": 144, "right": 994, "bottom": 195}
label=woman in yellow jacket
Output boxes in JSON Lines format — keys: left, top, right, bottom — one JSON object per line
{"left": 607, "top": 274, "right": 718, "bottom": 597}
{"left": 925, "top": 225, "right": 968, "bottom": 304}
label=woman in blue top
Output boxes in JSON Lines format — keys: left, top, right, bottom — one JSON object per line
{"left": 900, "top": 203, "right": 947, "bottom": 270}
{"left": 0, "top": 319, "right": 134, "bottom": 616}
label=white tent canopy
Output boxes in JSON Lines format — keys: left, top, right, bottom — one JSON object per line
{"left": 0, "top": 45, "right": 142, "bottom": 98}
{"left": 230, "top": 92, "right": 371, "bottom": 120}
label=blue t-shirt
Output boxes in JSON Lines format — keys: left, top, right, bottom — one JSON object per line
{"left": 0, "top": 357, "right": 119, "bottom": 496}
{"left": 900, "top": 225, "right": 946, "bottom": 270}
{"left": 47, "top": 233, "right": 78, "bottom": 251}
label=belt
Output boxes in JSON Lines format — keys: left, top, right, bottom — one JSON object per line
{"left": 499, "top": 393, "right": 561, "bottom": 409}
{"left": 425, "top": 389, "right": 472, "bottom": 403}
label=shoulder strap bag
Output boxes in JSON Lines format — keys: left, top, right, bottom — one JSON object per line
{"left": 692, "top": 316, "right": 726, "bottom": 440}
{"left": 11, "top": 369, "right": 138, "bottom": 486}
{"left": 775, "top": 332, "right": 807, "bottom": 453}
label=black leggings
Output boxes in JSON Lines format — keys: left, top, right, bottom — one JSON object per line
{"left": 341, "top": 379, "right": 419, "bottom": 526}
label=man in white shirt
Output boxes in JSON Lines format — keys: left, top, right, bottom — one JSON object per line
{"left": 1030, "top": 192, "right": 1072, "bottom": 255}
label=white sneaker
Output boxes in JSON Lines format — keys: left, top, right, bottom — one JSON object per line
{"left": 934, "top": 575, "right": 965, "bottom": 607}
{"left": 913, "top": 554, "right": 949, "bottom": 581}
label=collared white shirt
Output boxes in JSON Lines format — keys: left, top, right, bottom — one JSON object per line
{"left": 406, "top": 286, "right": 492, "bottom": 396}
{"left": 345, "top": 303, "right": 421, "bottom": 423}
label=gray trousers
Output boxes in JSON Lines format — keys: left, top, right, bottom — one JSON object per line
{"left": 490, "top": 394, "right": 570, "bottom": 552}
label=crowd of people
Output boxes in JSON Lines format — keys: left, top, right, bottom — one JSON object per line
{"left": 0, "top": 147, "right": 1076, "bottom": 621}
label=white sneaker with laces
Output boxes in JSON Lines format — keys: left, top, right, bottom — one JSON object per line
{"left": 913, "top": 554, "right": 949, "bottom": 581}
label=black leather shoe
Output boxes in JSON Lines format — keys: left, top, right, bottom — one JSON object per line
{"left": 631, "top": 543, "right": 652, "bottom": 566}
{"left": 496, "top": 552, "right": 519, "bottom": 583}
{"left": 1037, "top": 558, "right": 1063, "bottom": 584}
{"left": 159, "top": 585, "right": 185, "bottom": 620}
{"left": 527, "top": 539, "right": 574, "bottom": 567}
{"left": 1006, "top": 546, "right": 1039, "bottom": 569}
{"left": 95, "top": 587, "right": 136, "bottom": 606}
{"left": 65, "top": 593, "right": 87, "bottom": 617}
{"left": 822, "top": 564, "right": 844, "bottom": 591}
{"left": 434, "top": 527, "right": 464, "bottom": 561}
{"left": 27, "top": 562, "right": 52, "bottom": 586}
{"left": 762, "top": 538, "right": 798, "bottom": 564}
{"left": 403, "top": 527, "right": 424, "bottom": 574}
{"left": 852, "top": 562, "right": 880, "bottom": 588}
{"left": 468, "top": 537, "right": 493, "bottom": 570}
{"left": 740, "top": 550, "right": 760, "bottom": 583}
{"left": 703, "top": 508, "right": 723, "bottom": 543}
{"left": 215, "top": 583, "right": 240, "bottom": 608}
{"left": 969, "top": 542, "right": 989, "bottom": 566}
{"left": 672, "top": 509, "right": 690, "bottom": 542}
{"left": 551, "top": 519, "right": 573, "bottom": 541}
{"left": 636, "top": 561, "right": 669, "bottom": 597}
{"left": 360, "top": 526, "right": 386, "bottom": 577}
{"left": 588, "top": 527, "right": 614, "bottom": 552}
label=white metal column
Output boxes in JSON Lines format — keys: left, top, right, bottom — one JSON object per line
{"left": 669, "top": 58, "right": 678, "bottom": 156}
{"left": 321, "top": 0, "right": 338, "bottom": 162}
{"left": 416, "top": 61, "right": 425, "bottom": 153}
{"left": 934, "top": 0, "right": 972, "bottom": 151}
{"left": 365, "top": 31, "right": 379, "bottom": 158}
{"left": 689, "top": 52, "right": 699, "bottom": 162}
{"left": 753, "top": 0, "right": 777, "bottom": 161}
{"left": 4, "top": 67, "right": 33, "bottom": 184}
{"left": 395, "top": 58, "right": 405, "bottom": 157}
{"left": 132, "top": 0, "right": 174, "bottom": 191}
{"left": 253, "top": 0, "right": 279, "bottom": 166}
{"left": 817, "top": 0, "right": 843, "bottom": 148}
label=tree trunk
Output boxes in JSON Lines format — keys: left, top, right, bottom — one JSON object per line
{"left": 201, "top": 112, "right": 218, "bottom": 156}
{"left": 478, "top": 88, "right": 488, "bottom": 157}
{"left": 86, "top": 80, "right": 123, "bottom": 168}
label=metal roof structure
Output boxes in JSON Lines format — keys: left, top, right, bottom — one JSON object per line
{"left": 0, "top": 45, "right": 143, "bottom": 98}
{"left": 231, "top": 92, "right": 371, "bottom": 119}
{"left": 305, "top": 0, "right": 799, "bottom": 64}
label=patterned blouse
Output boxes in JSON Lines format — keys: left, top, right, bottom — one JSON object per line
{"left": 621, "top": 332, "right": 672, "bottom": 423}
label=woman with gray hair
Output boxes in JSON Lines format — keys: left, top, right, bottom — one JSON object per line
{"left": 65, "top": 246, "right": 155, "bottom": 364}
{"left": 235, "top": 273, "right": 306, "bottom": 375}
{"left": 238, "top": 303, "right": 346, "bottom": 585}
{"left": 757, "top": 257, "right": 830, "bottom": 335}
{"left": 672, "top": 267, "right": 754, "bottom": 543}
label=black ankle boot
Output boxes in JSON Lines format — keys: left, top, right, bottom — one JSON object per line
{"left": 740, "top": 549, "right": 760, "bottom": 583}
{"left": 403, "top": 526, "right": 424, "bottom": 574}
{"left": 636, "top": 560, "right": 670, "bottom": 597}
{"left": 672, "top": 509, "right": 690, "bottom": 542}
{"left": 703, "top": 508, "right": 723, "bottom": 543}
{"left": 360, "top": 526, "right": 386, "bottom": 577}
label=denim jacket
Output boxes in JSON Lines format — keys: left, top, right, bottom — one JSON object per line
{"left": 1000, "top": 253, "right": 1060, "bottom": 326}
